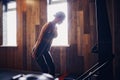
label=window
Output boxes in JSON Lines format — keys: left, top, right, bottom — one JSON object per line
{"left": 47, "top": 1, "right": 68, "bottom": 46}
{"left": 2, "top": 1, "right": 17, "bottom": 46}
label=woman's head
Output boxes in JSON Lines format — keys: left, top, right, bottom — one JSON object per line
{"left": 54, "top": 11, "right": 65, "bottom": 24}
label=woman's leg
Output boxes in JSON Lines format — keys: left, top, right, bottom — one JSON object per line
{"left": 36, "top": 55, "right": 49, "bottom": 73}
{"left": 44, "top": 51, "right": 55, "bottom": 76}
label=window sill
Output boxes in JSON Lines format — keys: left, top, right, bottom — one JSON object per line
{"left": 0, "top": 45, "right": 18, "bottom": 48}
{"left": 51, "top": 44, "right": 70, "bottom": 47}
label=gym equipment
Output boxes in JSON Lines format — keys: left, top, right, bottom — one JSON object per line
{"left": 75, "top": 55, "right": 114, "bottom": 80}
{"left": 11, "top": 73, "right": 54, "bottom": 80}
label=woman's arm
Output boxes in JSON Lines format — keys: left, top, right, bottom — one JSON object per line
{"left": 53, "top": 26, "right": 58, "bottom": 38}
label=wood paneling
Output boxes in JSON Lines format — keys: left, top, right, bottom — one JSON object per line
{"left": 83, "top": 0, "right": 90, "bottom": 34}
{"left": 77, "top": 11, "right": 84, "bottom": 56}
{"left": 67, "top": 0, "right": 98, "bottom": 73}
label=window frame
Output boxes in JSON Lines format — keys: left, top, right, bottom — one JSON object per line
{"left": 47, "top": 1, "right": 69, "bottom": 47}
{"left": 1, "top": 1, "right": 17, "bottom": 47}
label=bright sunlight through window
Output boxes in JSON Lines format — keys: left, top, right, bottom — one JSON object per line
{"left": 2, "top": 2, "right": 17, "bottom": 46}
{"left": 47, "top": 2, "right": 68, "bottom": 46}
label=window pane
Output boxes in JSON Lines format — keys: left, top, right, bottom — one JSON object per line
{"left": 8, "top": 2, "right": 16, "bottom": 9}
{"left": 2, "top": 2, "right": 17, "bottom": 46}
{"left": 2, "top": 12, "right": 7, "bottom": 45}
{"left": 47, "top": 2, "right": 68, "bottom": 46}
{"left": 7, "top": 10, "right": 17, "bottom": 46}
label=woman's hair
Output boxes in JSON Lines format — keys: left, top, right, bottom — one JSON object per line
{"left": 54, "top": 11, "right": 65, "bottom": 20}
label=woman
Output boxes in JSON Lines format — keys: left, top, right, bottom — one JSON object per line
{"left": 32, "top": 11, "right": 65, "bottom": 77}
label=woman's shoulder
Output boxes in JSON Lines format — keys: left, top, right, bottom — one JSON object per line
{"left": 48, "top": 22, "right": 53, "bottom": 26}
{"left": 47, "top": 22, "right": 55, "bottom": 29}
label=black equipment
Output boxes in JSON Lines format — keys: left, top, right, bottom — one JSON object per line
{"left": 75, "top": 55, "right": 114, "bottom": 80}
{"left": 95, "top": 0, "right": 113, "bottom": 80}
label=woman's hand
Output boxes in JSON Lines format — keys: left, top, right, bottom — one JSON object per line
{"left": 31, "top": 42, "right": 38, "bottom": 58}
